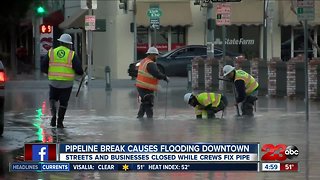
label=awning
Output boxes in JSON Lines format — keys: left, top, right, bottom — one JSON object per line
{"left": 44, "top": 10, "right": 64, "bottom": 26}
{"left": 136, "top": 1, "right": 192, "bottom": 27}
{"left": 59, "top": 9, "right": 88, "bottom": 29}
{"left": 279, "top": 1, "right": 320, "bottom": 26}
{"left": 227, "top": 0, "right": 263, "bottom": 26}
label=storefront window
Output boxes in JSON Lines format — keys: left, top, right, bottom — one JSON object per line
{"left": 171, "top": 26, "right": 186, "bottom": 50}
{"left": 293, "top": 28, "right": 313, "bottom": 59}
{"left": 281, "top": 26, "right": 291, "bottom": 61}
{"left": 136, "top": 26, "right": 187, "bottom": 59}
{"left": 137, "top": 27, "right": 148, "bottom": 60}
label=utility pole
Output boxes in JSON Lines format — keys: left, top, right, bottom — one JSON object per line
{"left": 34, "top": 17, "right": 43, "bottom": 80}
{"left": 133, "top": 0, "right": 137, "bottom": 62}
{"left": 263, "top": 0, "right": 268, "bottom": 61}
{"left": 207, "top": 2, "right": 214, "bottom": 58}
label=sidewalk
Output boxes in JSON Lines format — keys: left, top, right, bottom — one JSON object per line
{"left": 6, "top": 74, "right": 189, "bottom": 89}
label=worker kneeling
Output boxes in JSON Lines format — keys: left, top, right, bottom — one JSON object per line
{"left": 184, "top": 92, "right": 228, "bottom": 119}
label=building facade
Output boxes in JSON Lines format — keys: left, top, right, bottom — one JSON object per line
{"left": 59, "top": 0, "right": 320, "bottom": 79}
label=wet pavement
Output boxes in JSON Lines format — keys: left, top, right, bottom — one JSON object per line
{"left": 0, "top": 78, "right": 320, "bottom": 180}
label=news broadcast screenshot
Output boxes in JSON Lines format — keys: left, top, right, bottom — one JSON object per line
{"left": 0, "top": 0, "right": 319, "bottom": 179}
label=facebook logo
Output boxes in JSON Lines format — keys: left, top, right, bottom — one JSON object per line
{"left": 32, "top": 145, "right": 48, "bottom": 161}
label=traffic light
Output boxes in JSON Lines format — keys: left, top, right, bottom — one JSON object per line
{"left": 35, "top": 4, "right": 47, "bottom": 16}
{"left": 40, "top": 24, "right": 52, "bottom": 34}
{"left": 119, "top": 0, "right": 128, "bottom": 11}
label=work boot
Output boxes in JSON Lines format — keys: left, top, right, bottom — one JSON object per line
{"left": 137, "top": 104, "right": 145, "bottom": 118}
{"left": 242, "top": 102, "right": 254, "bottom": 116}
{"left": 145, "top": 106, "right": 153, "bottom": 119}
{"left": 57, "top": 107, "right": 67, "bottom": 128}
{"left": 50, "top": 100, "right": 57, "bottom": 127}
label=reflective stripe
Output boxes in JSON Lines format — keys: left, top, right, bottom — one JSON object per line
{"left": 49, "top": 62, "right": 72, "bottom": 68}
{"left": 49, "top": 49, "right": 54, "bottom": 62}
{"left": 136, "top": 80, "right": 157, "bottom": 90}
{"left": 67, "top": 50, "right": 73, "bottom": 64}
{"left": 138, "top": 70, "right": 154, "bottom": 78}
{"left": 48, "top": 72, "right": 75, "bottom": 78}
{"left": 211, "top": 94, "right": 221, "bottom": 107}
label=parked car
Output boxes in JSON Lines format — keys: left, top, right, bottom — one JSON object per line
{"left": 128, "top": 45, "right": 242, "bottom": 78}
{"left": 0, "top": 61, "right": 5, "bottom": 136}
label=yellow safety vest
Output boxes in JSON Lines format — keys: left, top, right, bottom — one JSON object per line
{"left": 234, "top": 70, "right": 258, "bottom": 95}
{"left": 48, "top": 46, "right": 75, "bottom": 81}
{"left": 194, "top": 93, "right": 222, "bottom": 116}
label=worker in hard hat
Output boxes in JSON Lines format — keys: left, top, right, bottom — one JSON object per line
{"left": 135, "top": 47, "right": 169, "bottom": 119}
{"left": 223, "top": 65, "right": 258, "bottom": 116}
{"left": 184, "top": 92, "right": 228, "bottom": 119}
{"left": 41, "top": 33, "right": 84, "bottom": 128}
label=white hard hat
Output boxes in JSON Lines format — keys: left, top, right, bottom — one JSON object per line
{"left": 184, "top": 93, "right": 193, "bottom": 104}
{"left": 57, "top": 33, "right": 73, "bottom": 44}
{"left": 146, "top": 47, "right": 159, "bottom": 55}
{"left": 223, "top": 65, "right": 235, "bottom": 76}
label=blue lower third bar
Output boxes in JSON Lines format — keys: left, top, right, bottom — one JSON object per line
{"left": 10, "top": 163, "right": 70, "bottom": 172}
{"left": 71, "top": 163, "right": 258, "bottom": 171}
{"left": 11, "top": 163, "right": 257, "bottom": 172}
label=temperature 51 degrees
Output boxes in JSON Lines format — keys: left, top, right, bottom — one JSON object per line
{"left": 137, "top": 164, "right": 145, "bottom": 170}
{"left": 280, "top": 163, "right": 299, "bottom": 171}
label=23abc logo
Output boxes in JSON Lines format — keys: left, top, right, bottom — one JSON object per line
{"left": 261, "top": 144, "right": 299, "bottom": 161}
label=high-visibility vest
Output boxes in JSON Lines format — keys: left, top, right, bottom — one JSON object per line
{"left": 234, "top": 70, "right": 258, "bottom": 95}
{"left": 194, "top": 93, "right": 222, "bottom": 115}
{"left": 135, "top": 58, "right": 159, "bottom": 91}
{"left": 48, "top": 46, "right": 75, "bottom": 81}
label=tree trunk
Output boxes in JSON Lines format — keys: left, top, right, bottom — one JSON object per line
{"left": 10, "top": 23, "right": 17, "bottom": 77}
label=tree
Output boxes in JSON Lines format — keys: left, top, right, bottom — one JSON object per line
{"left": 0, "top": 0, "right": 33, "bottom": 76}
{"left": 290, "top": 0, "right": 320, "bottom": 57}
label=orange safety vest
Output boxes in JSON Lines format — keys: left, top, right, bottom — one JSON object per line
{"left": 135, "top": 58, "right": 159, "bottom": 91}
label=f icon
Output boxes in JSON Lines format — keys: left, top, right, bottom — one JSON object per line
{"left": 38, "top": 147, "right": 47, "bottom": 161}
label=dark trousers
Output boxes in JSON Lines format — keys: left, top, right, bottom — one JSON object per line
{"left": 241, "top": 91, "right": 258, "bottom": 116}
{"left": 49, "top": 85, "right": 72, "bottom": 123}
{"left": 204, "top": 95, "right": 228, "bottom": 118}
{"left": 137, "top": 87, "right": 154, "bottom": 118}
{"left": 49, "top": 85, "right": 72, "bottom": 107}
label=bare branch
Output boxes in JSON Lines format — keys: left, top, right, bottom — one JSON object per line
{"left": 289, "top": 0, "right": 320, "bottom": 58}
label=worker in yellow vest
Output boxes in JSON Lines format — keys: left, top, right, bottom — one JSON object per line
{"left": 41, "top": 33, "right": 83, "bottom": 128}
{"left": 135, "top": 47, "right": 169, "bottom": 119}
{"left": 184, "top": 92, "right": 228, "bottom": 119}
{"left": 223, "top": 65, "right": 259, "bottom": 116}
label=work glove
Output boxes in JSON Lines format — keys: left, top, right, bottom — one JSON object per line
{"left": 164, "top": 76, "right": 170, "bottom": 83}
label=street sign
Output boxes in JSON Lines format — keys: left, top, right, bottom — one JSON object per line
{"left": 216, "top": 3, "right": 231, "bottom": 26}
{"left": 148, "top": 5, "right": 161, "bottom": 29}
{"left": 147, "top": 7, "right": 162, "bottom": 19}
{"left": 297, "top": 0, "right": 315, "bottom": 21}
{"left": 85, "top": 15, "right": 96, "bottom": 31}
{"left": 150, "top": 19, "right": 160, "bottom": 29}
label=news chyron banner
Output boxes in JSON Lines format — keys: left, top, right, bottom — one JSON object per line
{"left": 10, "top": 143, "right": 299, "bottom": 172}
{"left": 10, "top": 143, "right": 259, "bottom": 172}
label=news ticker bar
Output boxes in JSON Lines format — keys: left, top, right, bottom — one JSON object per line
{"left": 11, "top": 162, "right": 258, "bottom": 172}
{"left": 58, "top": 143, "right": 259, "bottom": 153}
{"left": 10, "top": 162, "right": 299, "bottom": 172}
